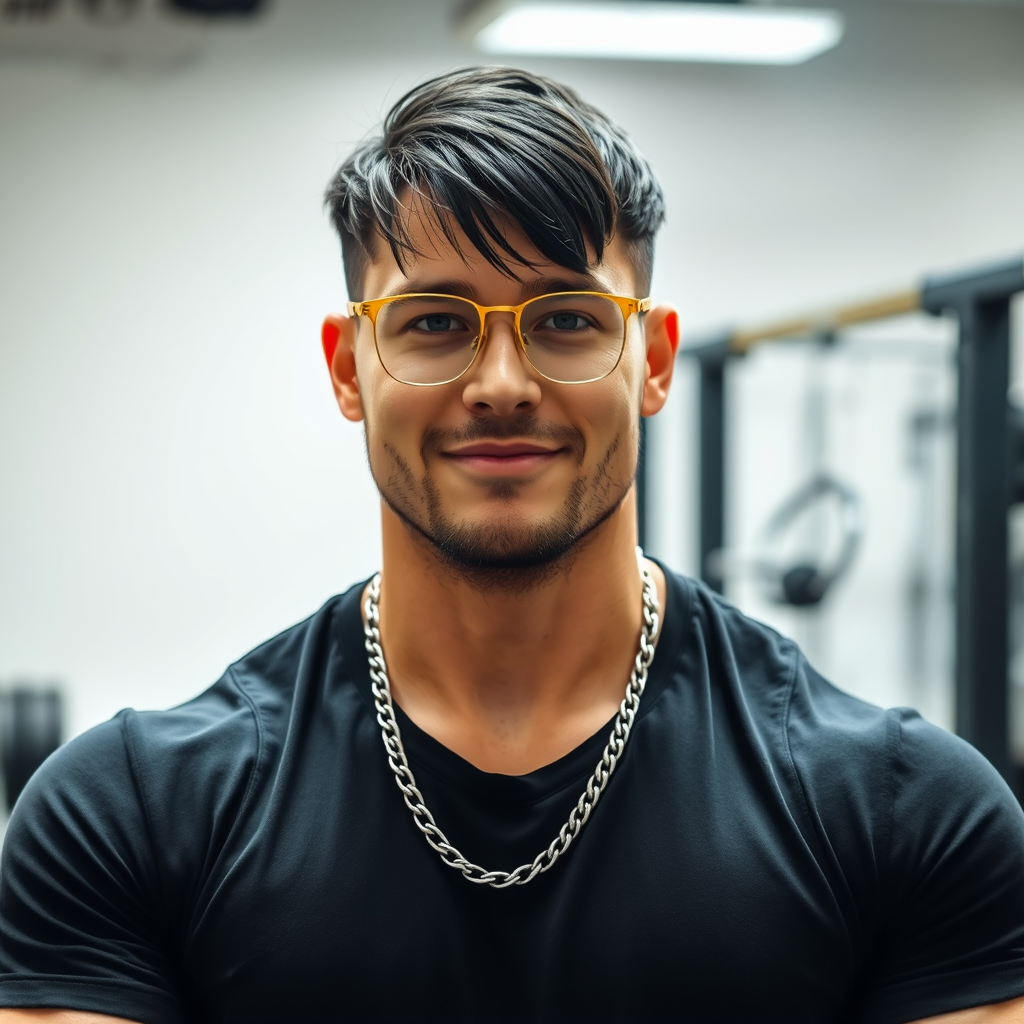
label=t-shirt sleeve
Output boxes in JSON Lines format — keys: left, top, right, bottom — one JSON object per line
{"left": 0, "top": 714, "right": 186, "bottom": 1024}
{"left": 857, "top": 709, "right": 1024, "bottom": 1024}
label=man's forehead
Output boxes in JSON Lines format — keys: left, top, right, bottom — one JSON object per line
{"left": 374, "top": 272, "right": 613, "bottom": 302}
{"left": 361, "top": 201, "right": 634, "bottom": 300}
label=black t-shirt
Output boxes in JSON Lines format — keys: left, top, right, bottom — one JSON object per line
{"left": 1, "top": 569, "right": 1023, "bottom": 1024}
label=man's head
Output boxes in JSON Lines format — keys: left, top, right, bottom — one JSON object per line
{"left": 324, "top": 66, "right": 666, "bottom": 300}
{"left": 322, "top": 67, "right": 678, "bottom": 588}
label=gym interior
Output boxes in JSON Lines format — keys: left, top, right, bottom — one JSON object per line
{"left": 1, "top": 0, "right": 1023, "bottom": 820}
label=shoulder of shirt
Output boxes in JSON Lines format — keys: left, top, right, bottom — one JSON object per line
{"left": 667, "top": 568, "right": 820, "bottom": 728}
{"left": 665, "top": 570, "right": 1017, "bottom": 839}
{"left": 674, "top": 568, "right": 895, "bottom": 741}
{"left": 17, "top": 583, "right": 365, "bottom": 846}
{"left": 139, "top": 578, "right": 363, "bottom": 732}
{"left": 111, "top": 584, "right": 344, "bottom": 723}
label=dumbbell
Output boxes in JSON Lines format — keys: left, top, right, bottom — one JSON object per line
{"left": 0, "top": 688, "right": 63, "bottom": 814}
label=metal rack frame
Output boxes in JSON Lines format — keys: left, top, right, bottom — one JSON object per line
{"left": 644, "top": 256, "right": 1024, "bottom": 793}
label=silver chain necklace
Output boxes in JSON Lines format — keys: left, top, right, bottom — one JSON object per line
{"left": 362, "top": 551, "right": 662, "bottom": 889}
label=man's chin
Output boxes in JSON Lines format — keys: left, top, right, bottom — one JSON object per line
{"left": 385, "top": 492, "right": 580, "bottom": 580}
{"left": 377, "top": 466, "right": 630, "bottom": 590}
{"left": 429, "top": 521, "right": 581, "bottom": 572}
{"left": 387, "top": 494, "right": 626, "bottom": 593}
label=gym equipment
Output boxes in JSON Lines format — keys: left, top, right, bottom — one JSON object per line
{"left": 0, "top": 687, "right": 64, "bottom": 813}
{"left": 1008, "top": 403, "right": 1024, "bottom": 505}
{"left": 167, "top": 0, "right": 265, "bottom": 14}
{"left": 904, "top": 404, "right": 955, "bottom": 715}
{"left": 656, "top": 256, "right": 1024, "bottom": 796}
{"left": 706, "top": 474, "right": 864, "bottom": 607}
{"left": 708, "top": 324, "right": 865, "bottom": 608}
{"left": 755, "top": 474, "right": 864, "bottom": 607}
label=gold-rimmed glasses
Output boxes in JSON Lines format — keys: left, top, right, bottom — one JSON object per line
{"left": 346, "top": 291, "right": 652, "bottom": 386}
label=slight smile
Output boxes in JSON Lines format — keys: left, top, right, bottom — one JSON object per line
{"left": 443, "top": 441, "right": 565, "bottom": 476}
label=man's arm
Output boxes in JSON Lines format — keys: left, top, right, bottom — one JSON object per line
{"left": 0, "top": 717, "right": 192, "bottom": 1023}
{"left": 9, "top": 997, "right": 1018, "bottom": 1023}
{"left": 799, "top": 702, "right": 1024, "bottom": 1023}
{"left": 914, "top": 994, "right": 1024, "bottom": 1022}
{"left": 11, "top": 996, "right": 1018, "bottom": 1023}
{"left": 0, "top": 1014, "right": 141, "bottom": 1022}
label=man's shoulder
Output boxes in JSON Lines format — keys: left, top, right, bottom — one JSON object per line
{"left": 669, "top": 571, "right": 1017, "bottom": 830}
{"left": 21, "top": 583, "right": 367, "bottom": 822}
{"left": 675, "top": 570, "right": 895, "bottom": 743}
{"left": 224, "top": 581, "right": 365, "bottom": 708}
{"left": 128, "top": 580, "right": 367, "bottom": 775}
{"left": 677, "top": 571, "right": 806, "bottom": 693}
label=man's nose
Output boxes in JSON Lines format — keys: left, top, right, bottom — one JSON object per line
{"left": 460, "top": 313, "right": 543, "bottom": 415}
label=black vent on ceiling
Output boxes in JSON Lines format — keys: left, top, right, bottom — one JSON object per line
{"left": 165, "top": 0, "right": 265, "bottom": 15}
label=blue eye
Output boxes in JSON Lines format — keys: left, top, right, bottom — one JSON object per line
{"left": 412, "top": 314, "right": 467, "bottom": 333}
{"left": 540, "top": 312, "right": 592, "bottom": 332}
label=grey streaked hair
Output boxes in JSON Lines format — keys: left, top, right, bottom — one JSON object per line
{"left": 324, "top": 66, "right": 666, "bottom": 299}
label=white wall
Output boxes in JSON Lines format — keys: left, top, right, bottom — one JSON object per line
{"left": 1, "top": 0, "right": 1023, "bottom": 740}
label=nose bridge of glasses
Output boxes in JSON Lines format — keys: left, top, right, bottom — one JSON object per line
{"left": 479, "top": 305, "right": 524, "bottom": 346}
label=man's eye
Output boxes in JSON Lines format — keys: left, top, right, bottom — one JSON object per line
{"left": 411, "top": 314, "right": 467, "bottom": 333}
{"left": 539, "top": 312, "right": 592, "bottom": 332}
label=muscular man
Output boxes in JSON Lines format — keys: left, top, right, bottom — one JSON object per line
{"left": 0, "top": 67, "right": 1022, "bottom": 1024}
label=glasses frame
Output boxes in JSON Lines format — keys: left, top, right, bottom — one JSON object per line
{"left": 346, "top": 291, "right": 653, "bottom": 387}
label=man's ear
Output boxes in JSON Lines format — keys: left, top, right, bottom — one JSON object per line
{"left": 641, "top": 304, "right": 679, "bottom": 417}
{"left": 322, "top": 314, "right": 364, "bottom": 423}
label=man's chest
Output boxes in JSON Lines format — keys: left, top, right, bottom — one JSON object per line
{"left": 177, "top": 768, "right": 866, "bottom": 1023}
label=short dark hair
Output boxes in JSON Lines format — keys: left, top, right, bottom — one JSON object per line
{"left": 324, "top": 66, "right": 666, "bottom": 299}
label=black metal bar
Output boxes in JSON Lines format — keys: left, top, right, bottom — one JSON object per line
{"left": 691, "top": 336, "right": 733, "bottom": 592}
{"left": 923, "top": 256, "right": 1024, "bottom": 791}
{"left": 637, "top": 417, "right": 648, "bottom": 552}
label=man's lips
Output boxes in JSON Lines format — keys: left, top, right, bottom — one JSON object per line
{"left": 442, "top": 440, "right": 565, "bottom": 475}
{"left": 448, "top": 441, "right": 560, "bottom": 457}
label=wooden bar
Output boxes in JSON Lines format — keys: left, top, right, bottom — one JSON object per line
{"left": 730, "top": 287, "right": 921, "bottom": 353}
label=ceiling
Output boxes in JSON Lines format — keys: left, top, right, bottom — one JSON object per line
{"left": 1, "top": 0, "right": 1023, "bottom": 70}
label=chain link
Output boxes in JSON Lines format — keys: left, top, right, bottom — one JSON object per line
{"left": 362, "top": 553, "right": 661, "bottom": 889}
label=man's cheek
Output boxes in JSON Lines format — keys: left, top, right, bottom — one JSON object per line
{"left": 367, "top": 403, "right": 428, "bottom": 474}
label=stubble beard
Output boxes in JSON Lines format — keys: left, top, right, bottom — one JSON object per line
{"left": 366, "top": 415, "right": 636, "bottom": 593}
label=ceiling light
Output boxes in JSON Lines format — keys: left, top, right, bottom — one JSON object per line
{"left": 465, "top": 1, "right": 844, "bottom": 66}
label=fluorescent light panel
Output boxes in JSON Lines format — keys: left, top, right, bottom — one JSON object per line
{"left": 473, "top": 2, "right": 844, "bottom": 65}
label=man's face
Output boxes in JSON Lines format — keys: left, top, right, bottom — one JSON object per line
{"left": 338, "top": 207, "right": 654, "bottom": 575}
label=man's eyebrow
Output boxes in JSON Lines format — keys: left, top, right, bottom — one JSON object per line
{"left": 519, "top": 276, "right": 604, "bottom": 299}
{"left": 383, "top": 275, "right": 605, "bottom": 302}
{"left": 383, "top": 279, "right": 474, "bottom": 299}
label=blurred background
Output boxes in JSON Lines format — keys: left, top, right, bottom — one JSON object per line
{"left": 1, "top": 0, "right": 1022, "bottom": 805}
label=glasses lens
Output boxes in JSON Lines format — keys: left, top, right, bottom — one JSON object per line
{"left": 373, "top": 295, "right": 481, "bottom": 385}
{"left": 520, "top": 293, "right": 626, "bottom": 383}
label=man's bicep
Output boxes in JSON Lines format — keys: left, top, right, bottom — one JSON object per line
{"left": 0, "top": 1012, "right": 142, "bottom": 1023}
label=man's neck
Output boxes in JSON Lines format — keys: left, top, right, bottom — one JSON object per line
{"left": 372, "top": 498, "right": 666, "bottom": 775}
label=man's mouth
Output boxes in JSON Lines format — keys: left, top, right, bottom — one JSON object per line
{"left": 442, "top": 440, "right": 565, "bottom": 475}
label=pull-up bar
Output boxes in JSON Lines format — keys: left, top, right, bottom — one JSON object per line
{"left": 729, "top": 287, "right": 921, "bottom": 353}
{"left": 665, "top": 255, "right": 1024, "bottom": 798}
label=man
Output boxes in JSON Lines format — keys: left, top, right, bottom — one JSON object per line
{"left": 0, "top": 66, "right": 1022, "bottom": 1024}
